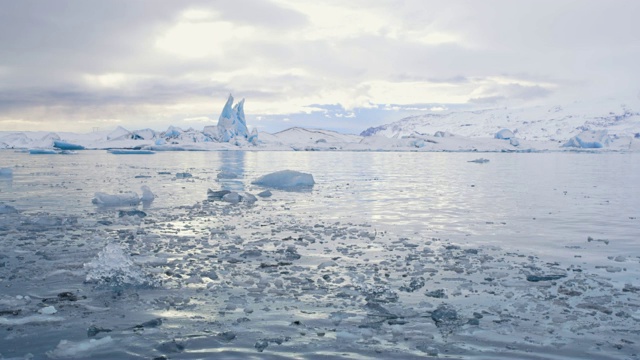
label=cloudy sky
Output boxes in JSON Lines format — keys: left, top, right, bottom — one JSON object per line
{"left": 1, "top": 0, "right": 638, "bottom": 134}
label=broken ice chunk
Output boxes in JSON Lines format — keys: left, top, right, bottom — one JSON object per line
{"left": 92, "top": 192, "right": 139, "bottom": 207}
{"left": 252, "top": 170, "right": 314, "bottom": 189}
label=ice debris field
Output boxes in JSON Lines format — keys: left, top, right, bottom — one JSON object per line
{"left": 0, "top": 149, "right": 639, "bottom": 359}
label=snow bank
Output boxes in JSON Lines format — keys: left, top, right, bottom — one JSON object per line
{"left": 91, "top": 192, "right": 139, "bottom": 207}
{"left": 252, "top": 170, "right": 315, "bottom": 189}
{"left": 563, "top": 130, "right": 611, "bottom": 148}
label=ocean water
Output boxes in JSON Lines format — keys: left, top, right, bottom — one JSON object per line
{"left": 0, "top": 150, "right": 638, "bottom": 359}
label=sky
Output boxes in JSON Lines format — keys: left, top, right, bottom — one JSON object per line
{"left": 0, "top": 0, "right": 639, "bottom": 135}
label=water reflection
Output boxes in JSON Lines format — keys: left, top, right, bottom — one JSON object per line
{"left": 215, "top": 151, "right": 245, "bottom": 191}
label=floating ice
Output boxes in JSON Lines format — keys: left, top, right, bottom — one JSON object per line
{"left": 53, "top": 140, "right": 84, "bottom": 150}
{"left": 257, "top": 190, "right": 272, "bottom": 198}
{"left": 108, "top": 149, "right": 155, "bottom": 155}
{"left": 84, "top": 243, "right": 155, "bottom": 288}
{"left": 29, "top": 149, "right": 58, "bottom": 154}
{"left": 563, "top": 130, "right": 611, "bottom": 148}
{"left": 0, "top": 314, "right": 63, "bottom": 326}
{"left": 222, "top": 192, "right": 241, "bottom": 204}
{"left": 0, "top": 167, "right": 12, "bottom": 177}
{"left": 176, "top": 172, "right": 192, "bottom": 178}
{"left": 140, "top": 185, "right": 155, "bottom": 203}
{"left": 207, "top": 189, "right": 231, "bottom": 200}
{"left": 92, "top": 192, "right": 140, "bottom": 207}
{"left": 251, "top": 170, "right": 315, "bottom": 189}
{"left": 495, "top": 129, "right": 515, "bottom": 140}
{"left": 46, "top": 336, "right": 114, "bottom": 359}
{"left": 39, "top": 306, "right": 57, "bottom": 315}
{"left": 0, "top": 203, "right": 18, "bottom": 214}
{"left": 468, "top": 158, "right": 489, "bottom": 164}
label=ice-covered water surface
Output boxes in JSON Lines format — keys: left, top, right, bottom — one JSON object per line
{"left": 0, "top": 150, "right": 638, "bottom": 359}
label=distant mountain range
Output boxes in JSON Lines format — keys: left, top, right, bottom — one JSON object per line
{"left": 2, "top": 98, "right": 639, "bottom": 152}
{"left": 361, "top": 100, "right": 640, "bottom": 142}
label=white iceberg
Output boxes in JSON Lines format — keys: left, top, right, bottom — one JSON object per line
{"left": 222, "top": 192, "right": 241, "bottom": 204}
{"left": 210, "top": 95, "right": 250, "bottom": 142}
{"left": 563, "top": 130, "right": 611, "bottom": 148}
{"left": 91, "top": 192, "right": 140, "bottom": 207}
{"left": 495, "top": 129, "right": 515, "bottom": 140}
{"left": 251, "top": 170, "right": 315, "bottom": 189}
{"left": 140, "top": 185, "right": 155, "bottom": 203}
{"left": 53, "top": 140, "right": 85, "bottom": 150}
{"left": 84, "top": 243, "right": 155, "bottom": 288}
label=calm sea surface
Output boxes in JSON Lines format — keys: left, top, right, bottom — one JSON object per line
{"left": 1, "top": 150, "right": 638, "bottom": 261}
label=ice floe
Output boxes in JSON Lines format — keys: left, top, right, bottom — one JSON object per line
{"left": 252, "top": 170, "right": 315, "bottom": 189}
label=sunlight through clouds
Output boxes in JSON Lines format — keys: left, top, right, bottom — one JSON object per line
{"left": 155, "top": 9, "right": 258, "bottom": 59}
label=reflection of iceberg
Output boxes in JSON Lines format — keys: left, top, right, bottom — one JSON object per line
{"left": 108, "top": 149, "right": 155, "bottom": 155}
{"left": 252, "top": 170, "right": 315, "bottom": 190}
{"left": 216, "top": 151, "right": 245, "bottom": 191}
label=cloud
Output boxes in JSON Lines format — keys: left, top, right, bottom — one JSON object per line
{"left": 0, "top": 0, "right": 638, "bottom": 133}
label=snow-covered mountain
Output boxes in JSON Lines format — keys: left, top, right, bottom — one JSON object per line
{"left": 2, "top": 97, "right": 640, "bottom": 152}
{"left": 361, "top": 100, "right": 640, "bottom": 142}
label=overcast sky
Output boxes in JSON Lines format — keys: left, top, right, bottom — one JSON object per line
{"left": 1, "top": 0, "right": 639, "bottom": 134}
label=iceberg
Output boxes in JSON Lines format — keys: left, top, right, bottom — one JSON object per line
{"left": 140, "top": 185, "right": 155, "bottom": 204}
{"left": 29, "top": 149, "right": 58, "bottom": 154}
{"left": 563, "top": 130, "right": 611, "bottom": 148}
{"left": 248, "top": 127, "right": 259, "bottom": 144}
{"left": 84, "top": 243, "right": 156, "bottom": 288}
{"left": 91, "top": 192, "right": 140, "bottom": 207}
{"left": 53, "top": 140, "right": 85, "bottom": 150}
{"left": 251, "top": 170, "right": 315, "bottom": 189}
{"left": 212, "top": 95, "right": 250, "bottom": 142}
{"left": 495, "top": 129, "right": 515, "bottom": 140}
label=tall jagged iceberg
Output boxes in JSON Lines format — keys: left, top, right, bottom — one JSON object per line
{"left": 206, "top": 95, "right": 253, "bottom": 142}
